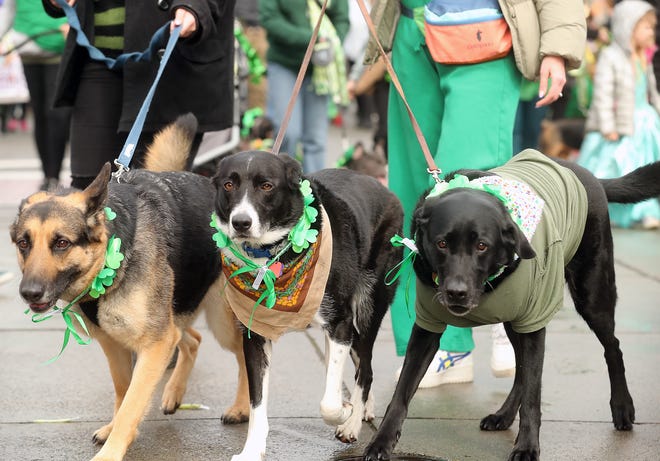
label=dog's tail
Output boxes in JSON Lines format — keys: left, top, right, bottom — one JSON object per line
{"left": 143, "top": 113, "right": 198, "bottom": 172}
{"left": 601, "top": 161, "right": 660, "bottom": 203}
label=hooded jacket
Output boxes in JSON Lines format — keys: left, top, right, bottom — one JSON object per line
{"left": 585, "top": 0, "right": 660, "bottom": 136}
{"left": 42, "top": 0, "right": 235, "bottom": 133}
{"left": 363, "top": 0, "right": 586, "bottom": 80}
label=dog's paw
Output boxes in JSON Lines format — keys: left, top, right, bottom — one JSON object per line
{"left": 507, "top": 447, "right": 539, "bottom": 461}
{"left": 231, "top": 450, "right": 265, "bottom": 461}
{"left": 480, "top": 413, "right": 514, "bottom": 431}
{"left": 92, "top": 423, "right": 113, "bottom": 445}
{"left": 363, "top": 434, "right": 397, "bottom": 461}
{"left": 611, "top": 399, "right": 635, "bottom": 431}
{"left": 335, "top": 413, "right": 363, "bottom": 443}
{"left": 161, "top": 389, "right": 182, "bottom": 415}
{"left": 221, "top": 406, "right": 249, "bottom": 425}
{"left": 364, "top": 391, "right": 375, "bottom": 421}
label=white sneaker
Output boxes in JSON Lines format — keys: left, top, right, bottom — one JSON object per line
{"left": 396, "top": 350, "right": 474, "bottom": 389}
{"left": 491, "top": 323, "right": 515, "bottom": 378}
{"left": 0, "top": 271, "right": 14, "bottom": 287}
{"left": 642, "top": 216, "right": 660, "bottom": 230}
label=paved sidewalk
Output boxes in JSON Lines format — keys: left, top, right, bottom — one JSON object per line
{"left": 1, "top": 128, "right": 659, "bottom": 460}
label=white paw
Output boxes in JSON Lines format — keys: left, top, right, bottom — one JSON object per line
{"left": 231, "top": 450, "right": 265, "bottom": 461}
{"left": 335, "top": 410, "right": 363, "bottom": 443}
{"left": 364, "top": 390, "right": 375, "bottom": 421}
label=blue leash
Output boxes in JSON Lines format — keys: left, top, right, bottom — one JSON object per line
{"left": 55, "top": 0, "right": 181, "bottom": 175}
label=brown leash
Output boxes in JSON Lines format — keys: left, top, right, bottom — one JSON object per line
{"left": 270, "top": 0, "right": 329, "bottom": 156}
{"left": 355, "top": 0, "right": 442, "bottom": 182}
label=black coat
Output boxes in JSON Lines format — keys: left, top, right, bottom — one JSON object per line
{"left": 43, "top": 0, "right": 235, "bottom": 132}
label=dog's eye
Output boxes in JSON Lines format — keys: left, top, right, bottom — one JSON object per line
{"left": 54, "top": 239, "right": 71, "bottom": 250}
{"left": 223, "top": 181, "right": 234, "bottom": 191}
{"left": 436, "top": 240, "right": 448, "bottom": 249}
{"left": 260, "top": 182, "right": 273, "bottom": 191}
{"left": 477, "top": 242, "right": 488, "bottom": 252}
{"left": 16, "top": 239, "right": 29, "bottom": 251}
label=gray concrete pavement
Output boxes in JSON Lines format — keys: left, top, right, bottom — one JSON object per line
{"left": 1, "top": 125, "right": 659, "bottom": 461}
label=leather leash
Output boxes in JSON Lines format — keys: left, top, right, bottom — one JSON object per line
{"left": 270, "top": 0, "right": 329, "bottom": 156}
{"left": 355, "top": 0, "right": 442, "bottom": 183}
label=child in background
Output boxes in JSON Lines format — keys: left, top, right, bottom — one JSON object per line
{"left": 579, "top": 0, "right": 660, "bottom": 229}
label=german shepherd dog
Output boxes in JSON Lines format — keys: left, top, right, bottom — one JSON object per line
{"left": 10, "top": 115, "right": 249, "bottom": 461}
{"left": 211, "top": 150, "right": 403, "bottom": 460}
{"left": 364, "top": 150, "right": 660, "bottom": 461}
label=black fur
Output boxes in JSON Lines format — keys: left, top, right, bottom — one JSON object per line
{"left": 364, "top": 158, "right": 660, "bottom": 461}
{"left": 212, "top": 150, "right": 404, "bottom": 451}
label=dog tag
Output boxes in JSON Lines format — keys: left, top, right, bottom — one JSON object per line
{"left": 269, "top": 261, "right": 283, "bottom": 278}
{"left": 252, "top": 266, "right": 268, "bottom": 289}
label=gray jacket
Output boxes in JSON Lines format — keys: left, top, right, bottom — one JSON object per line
{"left": 585, "top": 0, "right": 660, "bottom": 136}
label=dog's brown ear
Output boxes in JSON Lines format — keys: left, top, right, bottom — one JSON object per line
{"left": 279, "top": 154, "right": 302, "bottom": 191}
{"left": 503, "top": 223, "right": 536, "bottom": 260}
{"left": 83, "top": 163, "right": 111, "bottom": 214}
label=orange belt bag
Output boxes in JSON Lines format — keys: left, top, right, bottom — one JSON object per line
{"left": 424, "top": 0, "right": 512, "bottom": 65}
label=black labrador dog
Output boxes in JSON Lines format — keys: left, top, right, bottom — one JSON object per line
{"left": 364, "top": 150, "right": 660, "bottom": 461}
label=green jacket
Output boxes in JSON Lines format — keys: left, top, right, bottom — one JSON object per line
{"left": 259, "top": 0, "right": 349, "bottom": 72}
{"left": 11, "top": 0, "right": 67, "bottom": 54}
{"left": 364, "top": 0, "right": 586, "bottom": 80}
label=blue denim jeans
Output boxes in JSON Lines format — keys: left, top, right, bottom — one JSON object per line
{"left": 266, "top": 61, "right": 328, "bottom": 173}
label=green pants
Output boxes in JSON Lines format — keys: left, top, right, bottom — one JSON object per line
{"left": 388, "top": 10, "right": 522, "bottom": 356}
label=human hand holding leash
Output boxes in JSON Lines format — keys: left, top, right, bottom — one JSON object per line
{"left": 171, "top": 8, "right": 197, "bottom": 38}
{"left": 49, "top": 0, "right": 75, "bottom": 7}
{"left": 536, "top": 55, "right": 567, "bottom": 108}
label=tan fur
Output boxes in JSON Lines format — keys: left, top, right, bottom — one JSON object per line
{"left": 10, "top": 116, "right": 250, "bottom": 461}
{"left": 143, "top": 123, "right": 193, "bottom": 172}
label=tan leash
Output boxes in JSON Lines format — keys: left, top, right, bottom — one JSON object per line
{"left": 270, "top": 0, "right": 329, "bottom": 156}
{"left": 355, "top": 0, "right": 442, "bottom": 183}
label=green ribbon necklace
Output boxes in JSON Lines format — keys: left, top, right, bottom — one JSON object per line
{"left": 25, "top": 207, "right": 124, "bottom": 362}
{"left": 210, "top": 180, "right": 318, "bottom": 337}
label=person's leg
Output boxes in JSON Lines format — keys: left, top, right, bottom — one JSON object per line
{"left": 266, "top": 61, "right": 302, "bottom": 161}
{"left": 69, "top": 62, "right": 124, "bottom": 189}
{"left": 521, "top": 101, "right": 548, "bottom": 150}
{"left": 22, "top": 64, "right": 49, "bottom": 180}
{"left": 436, "top": 55, "right": 521, "bottom": 172}
{"left": 300, "top": 80, "right": 328, "bottom": 173}
{"left": 387, "top": 14, "right": 444, "bottom": 357}
{"left": 42, "top": 63, "right": 72, "bottom": 184}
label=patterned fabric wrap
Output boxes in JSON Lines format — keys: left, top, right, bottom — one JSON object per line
{"left": 471, "top": 175, "right": 545, "bottom": 243}
{"left": 222, "top": 208, "right": 333, "bottom": 341}
{"left": 308, "top": 0, "right": 349, "bottom": 106}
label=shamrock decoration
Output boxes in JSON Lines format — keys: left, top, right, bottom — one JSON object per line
{"left": 289, "top": 180, "right": 319, "bottom": 253}
{"left": 210, "top": 214, "right": 231, "bottom": 249}
{"left": 104, "top": 207, "right": 117, "bottom": 221}
{"left": 89, "top": 235, "right": 124, "bottom": 298}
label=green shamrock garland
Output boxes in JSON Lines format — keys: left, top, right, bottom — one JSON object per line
{"left": 210, "top": 180, "right": 319, "bottom": 337}
{"left": 26, "top": 207, "right": 124, "bottom": 361}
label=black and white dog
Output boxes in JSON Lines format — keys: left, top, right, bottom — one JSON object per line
{"left": 211, "top": 150, "right": 403, "bottom": 460}
{"left": 364, "top": 150, "right": 660, "bottom": 461}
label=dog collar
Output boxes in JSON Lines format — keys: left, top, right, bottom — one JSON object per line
{"left": 25, "top": 207, "right": 124, "bottom": 362}
{"left": 242, "top": 242, "right": 279, "bottom": 259}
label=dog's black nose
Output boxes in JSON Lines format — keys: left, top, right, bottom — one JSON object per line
{"left": 231, "top": 214, "right": 253, "bottom": 232}
{"left": 20, "top": 280, "right": 46, "bottom": 303}
{"left": 446, "top": 281, "right": 468, "bottom": 303}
